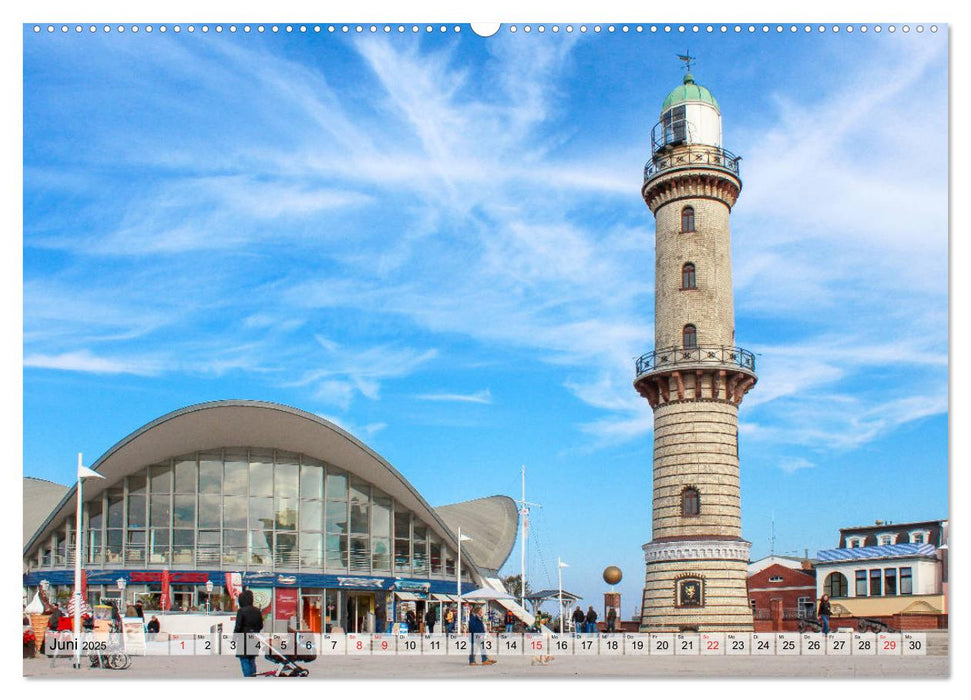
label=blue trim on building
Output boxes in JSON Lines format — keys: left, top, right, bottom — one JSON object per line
{"left": 23, "top": 569, "right": 474, "bottom": 595}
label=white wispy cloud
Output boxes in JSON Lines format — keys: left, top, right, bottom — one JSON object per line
{"left": 415, "top": 389, "right": 492, "bottom": 404}
{"left": 24, "top": 350, "right": 164, "bottom": 376}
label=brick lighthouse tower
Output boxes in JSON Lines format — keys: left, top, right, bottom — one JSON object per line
{"left": 635, "top": 64, "right": 757, "bottom": 632}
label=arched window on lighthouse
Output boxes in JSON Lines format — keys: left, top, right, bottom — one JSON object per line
{"left": 682, "top": 263, "right": 696, "bottom": 289}
{"left": 683, "top": 324, "right": 698, "bottom": 348}
{"left": 681, "top": 487, "right": 700, "bottom": 517}
{"left": 681, "top": 206, "right": 695, "bottom": 233}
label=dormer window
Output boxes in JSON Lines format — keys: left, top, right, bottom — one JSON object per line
{"left": 768, "top": 575, "right": 784, "bottom": 583}
{"left": 909, "top": 530, "right": 931, "bottom": 545}
{"left": 876, "top": 533, "right": 897, "bottom": 546}
{"left": 681, "top": 206, "right": 695, "bottom": 233}
{"left": 846, "top": 536, "right": 866, "bottom": 549}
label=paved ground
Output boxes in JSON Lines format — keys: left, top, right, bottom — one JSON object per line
{"left": 23, "top": 652, "right": 948, "bottom": 679}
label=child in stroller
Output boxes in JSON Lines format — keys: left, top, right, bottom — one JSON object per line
{"left": 255, "top": 630, "right": 316, "bottom": 677}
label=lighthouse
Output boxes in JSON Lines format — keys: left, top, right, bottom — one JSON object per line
{"left": 635, "top": 64, "right": 757, "bottom": 632}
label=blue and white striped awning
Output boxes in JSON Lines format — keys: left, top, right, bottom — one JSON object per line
{"left": 816, "top": 543, "right": 936, "bottom": 562}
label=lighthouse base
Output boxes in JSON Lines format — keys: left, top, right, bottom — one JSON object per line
{"left": 639, "top": 539, "right": 754, "bottom": 632}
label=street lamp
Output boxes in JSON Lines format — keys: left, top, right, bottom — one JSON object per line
{"left": 206, "top": 580, "right": 214, "bottom": 614}
{"left": 456, "top": 527, "right": 472, "bottom": 635}
{"left": 72, "top": 454, "right": 105, "bottom": 669}
{"left": 557, "top": 558, "right": 569, "bottom": 634}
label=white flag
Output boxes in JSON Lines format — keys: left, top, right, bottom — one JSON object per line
{"left": 78, "top": 464, "right": 105, "bottom": 479}
{"left": 559, "top": 560, "right": 570, "bottom": 568}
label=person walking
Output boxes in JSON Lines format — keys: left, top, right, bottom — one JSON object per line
{"left": 375, "top": 604, "right": 387, "bottom": 634}
{"left": 405, "top": 608, "right": 417, "bottom": 633}
{"left": 817, "top": 594, "right": 832, "bottom": 635}
{"left": 585, "top": 605, "right": 598, "bottom": 634}
{"left": 233, "top": 589, "right": 264, "bottom": 677}
{"left": 572, "top": 605, "right": 585, "bottom": 634}
{"left": 425, "top": 606, "right": 437, "bottom": 634}
{"left": 504, "top": 609, "right": 516, "bottom": 634}
{"left": 467, "top": 606, "right": 495, "bottom": 666}
{"left": 606, "top": 606, "right": 617, "bottom": 633}
{"left": 445, "top": 606, "right": 455, "bottom": 634}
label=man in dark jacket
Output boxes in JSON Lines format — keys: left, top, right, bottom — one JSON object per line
{"left": 234, "top": 590, "right": 264, "bottom": 677}
{"left": 424, "top": 606, "right": 437, "bottom": 634}
{"left": 585, "top": 606, "right": 598, "bottom": 634}
{"left": 572, "top": 605, "right": 585, "bottom": 635}
{"left": 467, "top": 606, "right": 495, "bottom": 666}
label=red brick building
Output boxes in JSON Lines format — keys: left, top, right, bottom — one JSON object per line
{"left": 747, "top": 557, "right": 817, "bottom": 632}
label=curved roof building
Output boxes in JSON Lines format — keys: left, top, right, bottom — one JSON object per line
{"left": 23, "top": 400, "right": 519, "bottom": 631}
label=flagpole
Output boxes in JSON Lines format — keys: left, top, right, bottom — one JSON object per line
{"left": 558, "top": 557, "right": 563, "bottom": 634}
{"left": 73, "top": 453, "right": 83, "bottom": 669}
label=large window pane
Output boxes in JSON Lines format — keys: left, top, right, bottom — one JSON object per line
{"left": 199, "top": 494, "right": 221, "bottom": 528}
{"left": 395, "top": 539, "right": 410, "bottom": 572}
{"left": 127, "top": 494, "right": 146, "bottom": 528}
{"left": 300, "top": 532, "right": 323, "bottom": 568}
{"left": 223, "top": 495, "right": 247, "bottom": 529}
{"left": 107, "top": 489, "right": 124, "bottom": 528}
{"left": 372, "top": 537, "right": 391, "bottom": 572}
{"left": 394, "top": 510, "right": 410, "bottom": 540}
{"left": 275, "top": 459, "right": 299, "bottom": 500}
{"left": 174, "top": 494, "right": 195, "bottom": 528}
{"left": 372, "top": 497, "right": 391, "bottom": 539}
{"left": 275, "top": 532, "right": 298, "bottom": 568}
{"left": 412, "top": 540, "right": 428, "bottom": 574}
{"left": 870, "top": 569, "right": 882, "bottom": 596}
{"left": 349, "top": 537, "right": 370, "bottom": 572}
{"left": 885, "top": 569, "right": 897, "bottom": 596}
{"left": 855, "top": 569, "right": 867, "bottom": 596}
{"left": 222, "top": 530, "right": 246, "bottom": 565}
{"left": 275, "top": 497, "right": 298, "bottom": 530}
{"left": 224, "top": 453, "right": 248, "bottom": 495}
{"left": 126, "top": 530, "right": 145, "bottom": 563}
{"left": 150, "top": 464, "right": 172, "bottom": 494}
{"left": 173, "top": 529, "right": 194, "bottom": 564}
{"left": 429, "top": 536, "right": 442, "bottom": 574}
{"left": 88, "top": 530, "right": 102, "bottom": 564}
{"left": 149, "top": 529, "right": 169, "bottom": 564}
{"left": 250, "top": 497, "right": 273, "bottom": 528}
{"left": 250, "top": 529, "right": 272, "bottom": 565}
{"left": 150, "top": 494, "right": 170, "bottom": 528}
{"left": 349, "top": 478, "right": 369, "bottom": 503}
{"left": 105, "top": 530, "right": 122, "bottom": 563}
{"left": 300, "top": 459, "right": 324, "bottom": 500}
{"left": 199, "top": 455, "right": 222, "bottom": 494}
{"left": 326, "top": 534, "right": 348, "bottom": 570}
{"left": 174, "top": 458, "right": 197, "bottom": 493}
{"left": 350, "top": 503, "right": 369, "bottom": 535}
{"left": 325, "top": 470, "right": 347, "bottom": 501}
{"left": 326, "top": 501, "right": 348, "bottom": 534}
{"left": 249, "top": 450, "right": 274, "bottom": 497}
{"left": 198, "top": 530, "right": 220, "bottom": 565}
{"left": 87, "top": 498, "right": 103, "bottom": 531}
{"left": 128, "top": 474, "right": 146, "bottom": 496}
{"left": 300, "top": 500, "right": 323, "bottom": 532}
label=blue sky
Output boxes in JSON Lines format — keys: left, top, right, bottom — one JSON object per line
{"left": 22, "top": 23, "right": 948, "bottom": 617}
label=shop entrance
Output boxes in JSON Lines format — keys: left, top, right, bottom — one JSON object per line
{"left": 300, "top": 590, "right": 324, "bottom": 632}
{"left": 343, "top": 592, "right": 374, "bottom": 633}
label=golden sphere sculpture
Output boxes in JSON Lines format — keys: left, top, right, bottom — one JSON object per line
{"left": 602, "top": 566, "right": 623, "bottom": 585}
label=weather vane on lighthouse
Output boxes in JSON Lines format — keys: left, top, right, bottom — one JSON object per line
{"left": 677, "top": 50, "right": 695, "bottom": 74}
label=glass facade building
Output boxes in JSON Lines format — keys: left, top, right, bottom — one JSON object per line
{"left": 23, "top": 401, "right": 515, "bottom": 633}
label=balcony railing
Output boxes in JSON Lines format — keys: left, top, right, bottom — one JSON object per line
{"left": 635, "top": 345, "right": 756, "bottom": 377}
{"left": 644, "top": 145, "right": 741, "bottom": 182}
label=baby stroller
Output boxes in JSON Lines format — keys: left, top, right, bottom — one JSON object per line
{"left": 256, "top": 633, "right": 316, "bottom": 677}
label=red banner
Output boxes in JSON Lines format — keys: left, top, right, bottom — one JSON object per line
{"left": 275, "top": 588, "right": 298, "bottom": 621}
{"left": 160, "top": 570, "right": 171, "bottom": 611}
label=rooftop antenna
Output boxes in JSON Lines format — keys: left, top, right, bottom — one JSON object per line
{"left": 769, "top": 512, "right": 776, "bottom": 556}
{"left": 677, "top": 50, "right": 695, "bottom": 75}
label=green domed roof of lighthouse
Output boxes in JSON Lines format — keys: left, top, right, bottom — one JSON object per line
{"left": 662, "top": 73, "right": 720, "bottom": 112}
